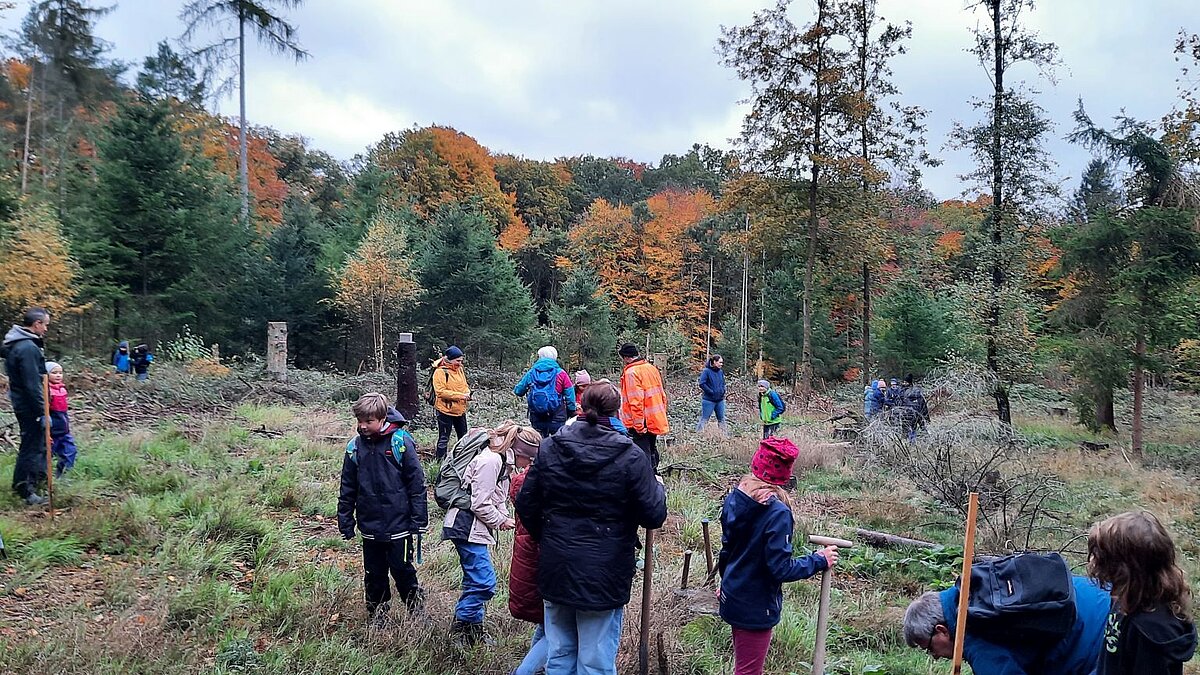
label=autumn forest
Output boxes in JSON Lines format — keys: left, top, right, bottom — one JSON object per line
{"left": 2, "top": 0, "right": 1200, "bottom": 450}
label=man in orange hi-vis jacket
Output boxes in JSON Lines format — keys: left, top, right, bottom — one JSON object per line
{"left": 618, "top": 343, "right": 669, "bottom": 470}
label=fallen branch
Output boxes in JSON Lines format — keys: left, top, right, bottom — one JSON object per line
{"left": 854, "top": 527, "right": 940, "bottom": 550}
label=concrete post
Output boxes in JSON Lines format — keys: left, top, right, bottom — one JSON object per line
{"left": 267, "top": 322, "right": 287, "bottom": 382}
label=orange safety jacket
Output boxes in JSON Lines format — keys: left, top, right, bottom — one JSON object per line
{"left": 620, "top": 358, "right": 670, "bottom": 435}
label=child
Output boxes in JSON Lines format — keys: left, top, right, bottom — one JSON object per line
{"left": 132, "top": 344, "right": 153, "bottom": 381}
{"left": 1088, "top": 511, "right": 1196, "bottom": 674}
{"left": 717, "top": 437, "right": 839, "bottom": 675}
{"left": 44, "top": 362, "right": 77, "bottom": 478}
{"left": 112, "top": 341, "right": 131, "bottom": 375}
{"left": 756, "top": 380, "right": 785, "bottom": 439}
{"left": 507, "top": 425, "right": 549, "bottom": 675}
{"left": 443, "top": 420, "right": 517, "bottom": 646}
{"left": 337, "top": 393, "right": 428, "bottom": 626}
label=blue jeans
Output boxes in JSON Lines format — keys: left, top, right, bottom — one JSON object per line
{"left": 695, "top": 399, "right": 727, "bottom": 433}
{"left": 543, "top": 601, "right": 624, "bottom": 675}
{"left": 515, "top": 623, "right": 549, "bottom": 675}
{"left": 452, "top": 540, "right": 496, "bottom": 624}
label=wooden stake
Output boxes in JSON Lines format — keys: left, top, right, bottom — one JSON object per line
{"left": 701, "top": 519, "right": 714, "bottom": 575}
{"left": 639, "top": 528, "right": 656, "bottom": 675}
{"left": 680, "top": 550, "right": 693, "bottom": 590}
{"left": 41, "top": 375, "right": 54, "bottom": 517}
{"left": 951, "top": 493, "right": 979, "bottom": 675}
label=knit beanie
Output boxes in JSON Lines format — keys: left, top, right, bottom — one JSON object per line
{"left": 618, "top": 343, "right": 639, "bottom": 358}
{"left": 45, "top": 361, "right": 62, "bottom": 374}
{"left": 512, "top": 431, "right": 541, "bottom": 460}
{"left": 757, "top": 379, "right": 770, "bottom": 389}
{"left": 751, "top": 437, "right": 799, "bottom": 486}
{"left": 537, "top": 345, "right": 558, "bottom": 360}
{"left": 445, "top": 345, "right": 464, "bottom": 359}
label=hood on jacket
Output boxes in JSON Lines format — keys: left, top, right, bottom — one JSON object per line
{"left": 117, "top": 340, "right": 129, "bottom": 350}
{"left": 4, "top": 325, "right": 41, "bottom": 346}
{"left": 532, "top": 357, "right": 561, "bottom": 373}
{"left": 548, "top": 422, "right": 633, "bottom": 478}
{"left": 722, "top": 487, "right": 772, "bottom": 543}
{"left": 1131, "top": 607, "right": 1198, "bottom": 662}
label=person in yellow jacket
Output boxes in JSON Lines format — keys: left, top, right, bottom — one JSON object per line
{"left": 618, "top": 343, "right": 669, "bottom": 470}
{"left": 433, "top": 345, "right": 472, "bottom": 460}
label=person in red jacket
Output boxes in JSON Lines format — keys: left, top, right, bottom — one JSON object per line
{"left": 506, "top": 425, "right": 547, "bottom": 675}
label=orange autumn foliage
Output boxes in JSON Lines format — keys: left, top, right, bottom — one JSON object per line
{"left": 371, "top": 126, "right": 526, "bottom": 249}
{"left": 178, "top": 112, "right": 286, "bottom": 231}
{"left": 935, "top": 230, "right": 965, "bottom": 258}
{"left": 570, "top": 189, "right": 714, "bottom": 343}
{"left": 0, "top": 204, "right": 81, "bottom": 317}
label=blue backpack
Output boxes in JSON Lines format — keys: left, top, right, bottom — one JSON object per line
{"left": 346, "top": 430, "right": 412, "bottom": 469}
{"left": 528, "top": 367, "right": 562, "bottom": 416}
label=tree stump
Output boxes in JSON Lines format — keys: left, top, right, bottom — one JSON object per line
{"left": 267, "top": 322, "right": 287, "bottom": 382}
{"left": 395, "top": 333, "right": 419, "bottom": 420}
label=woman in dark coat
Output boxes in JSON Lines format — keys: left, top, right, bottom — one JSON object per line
{"left": 516, "top": 382, "right": 667, "bottom": 675}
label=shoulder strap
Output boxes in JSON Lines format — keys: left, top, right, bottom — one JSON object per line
{"left": 346, "top": 437, "right": 359, "bottom": 464}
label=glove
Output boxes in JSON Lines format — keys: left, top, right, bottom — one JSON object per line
{"left": 341, "top": 527, "right": 355, "bottom": 540}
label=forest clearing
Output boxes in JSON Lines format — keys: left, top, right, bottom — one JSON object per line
{"left": 0, "top": 359, "right": 1197, "bottom": 674}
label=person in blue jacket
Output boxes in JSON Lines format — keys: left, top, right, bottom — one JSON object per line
{"left": 864, "top": 379, "right": 885, "bottom": 419}
{"left": 513, "top": 346, "right": 577, "bottom": 438}
{"left": 112, "top": 341, "right": 131, "bottom": 375}
{"left": 695, "top": 354, "right": 728, "bottom": 434}
{"left": 903, "top": 574, "right": 1111, "bottom": 674}
{"left": 717, "top": 436, "right": 839, "bottom": 675}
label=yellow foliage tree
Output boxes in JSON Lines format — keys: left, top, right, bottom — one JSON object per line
{"left": 331, "top": 214, "right": 422, "bottom": 370}
{"left": 0, "top": 203, "right": 81, "bottom": 319}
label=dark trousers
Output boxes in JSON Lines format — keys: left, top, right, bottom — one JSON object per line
{"left": 530, "top": 412, "right": 565, "bottom": 438}
{"left": 12, "top": 413, "right": 46, "bottom": 498}
{"left": 436, "top": 411, "right": 468, "bottom": 460}
{"left": 631, "top": 432, "right": 659, "bottom": 471}
{"left": 362, "top": 537, "right": 420, "bottom": 613}
{"left": 762, "top": 423, "right": 780, "bottom": 439}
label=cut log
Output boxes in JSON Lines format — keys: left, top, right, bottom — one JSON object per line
{"left": 1079, "top": 440, "right": 1110, "bottom": 452}
{"left": 855, "top": 528, "right": 940, "bottom": 550}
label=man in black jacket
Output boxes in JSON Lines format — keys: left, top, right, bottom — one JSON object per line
{"left": 516, "top": 382, "right": 667, "bottom": 675}
{"left": 2, "top": 308, "right": 50, "bottom": 505}
{"left": 338, "top": 393, "right": 428, "bottom": 624}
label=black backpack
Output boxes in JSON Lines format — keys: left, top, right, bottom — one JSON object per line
{"left": 963, "top": 552, "right": 1077, "bottom": 644}
{"left": 425, "top": 367, "right": 447, "bottom": 407}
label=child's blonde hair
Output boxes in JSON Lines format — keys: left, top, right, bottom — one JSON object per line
{"left": 738, "top": 473, "right": 792, "bottom": 509}
{"left": 1088, "top": 511, "right": 1192, "bottom": 621}
{"left": 351, "top": 392, "right": 389, "bottom": 421}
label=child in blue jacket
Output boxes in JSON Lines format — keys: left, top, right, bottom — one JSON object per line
{"left": 717, "top": 437, "right": 839, "bottom": 675}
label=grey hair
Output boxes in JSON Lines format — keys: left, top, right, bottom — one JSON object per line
{"left": 22, "top": 307, "right": 49, "bottom": 327}
{"left": 903, "top": 591, "right": 946, "bottom": 648}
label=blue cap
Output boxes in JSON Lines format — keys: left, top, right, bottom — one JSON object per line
{"left": 445, "top": 345, "right": 464, "bottom": 359}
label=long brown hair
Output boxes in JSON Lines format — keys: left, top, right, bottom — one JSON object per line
{"left": 581, "top": 381, "right": 620, "bottom": 425}
{"left": 1088, "top": 511, "right": 1192, "bottom": 621}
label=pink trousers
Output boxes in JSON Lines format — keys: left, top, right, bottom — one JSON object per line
{"left": 732, "top": 627, "right": 774, "bottom": 675}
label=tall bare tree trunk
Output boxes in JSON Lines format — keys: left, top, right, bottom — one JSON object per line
{"left": 1131, "top": 332, "right": 1145, "bottom": 456}
{"left": 862, "top": 262, "right": 871, "bottom": 387}
{"left": 1094, "top": 385, "right": 1116, "bottom": 432}
{"left": 987, "top": 0, "right": 1012, "bottom": 424}
{"left": 800, "top": 0, "right": 829, "bottom": 400}
{"left": 20, "top": 61, "right": 34, "bottom": 195}
{"left": 238, "top": 5, "right": 250, "bottom": 223}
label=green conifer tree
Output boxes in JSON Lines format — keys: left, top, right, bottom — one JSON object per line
{"left": 550, "top": 265, "right": 616, "bottom": 372}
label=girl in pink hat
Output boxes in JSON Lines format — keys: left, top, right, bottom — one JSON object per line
{"left": 716, "top": 437, "right": 839, "bottom": 675}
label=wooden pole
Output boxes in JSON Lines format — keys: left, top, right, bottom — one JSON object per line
{"left": 701, "top": 519, "right": 714, "bottom": 575}
{"left": 41, "top": 375, "right": 54, "bottom": 517}
{"left": 809, "top": 535, "right": 854, "bottom": 675}
{"left": 951, "top": 493, "right": 980, "bottom": 675}
{"left": 639, "top": 528, "right": 656, "bottom": 675}
{"left": 680, "top": 550, "right": 693, "bottom": 590}
{"left": 705, "top": 257, "right": 713, "bottom": 362}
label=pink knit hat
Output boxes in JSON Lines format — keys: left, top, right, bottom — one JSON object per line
{"left": 751, "top": 437, "right": 799, "bottom": 486}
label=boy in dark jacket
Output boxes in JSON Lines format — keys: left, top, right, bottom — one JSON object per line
{"left": 2, "top": 308, "right": 50, "bottom": 505}
{"left": 338, "top": 393, "right": 428, "bottom": 624}
{"left": 132, "top": 344, "right": 153, "bottom": 381}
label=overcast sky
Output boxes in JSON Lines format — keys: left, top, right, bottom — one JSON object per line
{"left": 2, "top": 0, "right": 1195, "bottom": 199}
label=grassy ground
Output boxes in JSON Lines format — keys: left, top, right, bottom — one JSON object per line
{"left": 0, "top": 366, "right": 1197, "bottom": 674}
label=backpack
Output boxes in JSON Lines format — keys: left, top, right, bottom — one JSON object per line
{"left": 434, "top": 428, "right": 494, "bottom": 511}
{"left": 346, "top": 430, "right": 412, "bottom": 469}
{"left": 527, "top": 367, "right": 562, "bottom": 416}
{"left": 770, "top": 390, "right": 786, "bottom": 414}
{"left": 425, "top": 366, "right": 447, "bottom": 407}
{"left": 962, "top": 552, "right": 1077, "bottom": 644}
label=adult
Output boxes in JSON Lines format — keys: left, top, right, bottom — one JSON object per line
{"left": 513, "top": 346, "right": 577, "bottom": 438}
{"left": 516, "top": 382, "right": 667, "bottom": 675}
{"left": 695, "top": 354, "right": 728, "bottom": 435}
{"left": 431, "top": 346, "right": 471, "bottom": 460}
{"left": 617, "top": 343, "right": 669, "bottom": 470}
{"left": 2, "top": 308, "right": 50, "bottom": 505}
{"left": 864, "top": 379, "right": 884, "bottom": 419}
{"left": 896, "top": 374, "right": 930, "bottom": 441}
{"left": 903, "top": 574, "right": 1111, "bottom": 674}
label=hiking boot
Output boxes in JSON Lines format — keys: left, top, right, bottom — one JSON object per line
{"left": 451, "top": 620, "right": 492, "bottom": 647}
{"left": 24, "top": 493, "right": 46, "bottom": 506}
{"left": 367, "top": 602, "right": 391, "bottom": 629}
{"left": 403, "top": 588, "right": 426, "bottom": 618}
